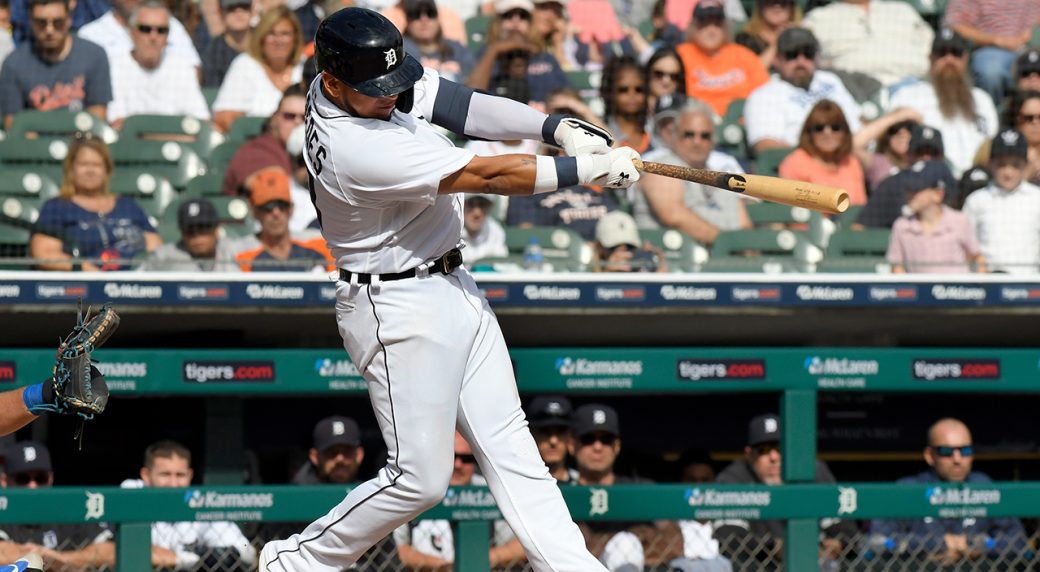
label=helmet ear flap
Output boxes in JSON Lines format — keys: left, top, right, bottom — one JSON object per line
{"left": 395, "top": 87, "right": 414, "bottom": 113}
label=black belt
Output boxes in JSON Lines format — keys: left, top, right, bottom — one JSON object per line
{"left": 339, "top": 248, "right": 463, "bottom": 284}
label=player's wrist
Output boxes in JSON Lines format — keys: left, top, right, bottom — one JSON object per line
{"left": 22, "top": 382, "right": 51, "bottom": 415}
{"left": 534, "top": 156, "right": 579, "bottom": 194}
{"left": 576, "top": 154, "right": 611, "bottom": 186}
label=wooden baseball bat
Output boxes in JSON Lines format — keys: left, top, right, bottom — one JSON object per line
{"left": 633, "top": 159, "right": 850, "bottom": 215}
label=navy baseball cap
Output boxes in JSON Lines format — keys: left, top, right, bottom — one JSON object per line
{"left": 932, "top": 27, "right": 969, "bottom": 55}
{"left": 177, "top": 198, "right": 220, "bottom": 230}
{"left": 312, "top": 416, "right": 361, "bottom": 451}
{"left": 5, "top": 441, "right": 53, "bottom": 475}
{"left": 527, "top": 395, "right": 573, "bottom": 429}
{"left": 902, "top": 159, "right": 951, "bottom": 194}
{"left": 990, "top": 128, "right": 1028, "bottom": 160}
{"left": 909, "top": 124, "right": 944, "bottom": 157}
{"left": 777, "top": 27, "right": 818, "bottom": 55}
{"left": 693, "top": 0, "right": 724, "bottom": 21}
{"left": 1017, "top": 49, "right": 1040, "bottom": 76}
{"left": 571, "top": 404, "right": 620, "bottom": 438}
{"left": 748, "top": 414, "right": 780, "bottom": 446}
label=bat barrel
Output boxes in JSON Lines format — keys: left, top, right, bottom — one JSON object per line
{"left": 728, "top": 174, "right": 850, "bottom": 215}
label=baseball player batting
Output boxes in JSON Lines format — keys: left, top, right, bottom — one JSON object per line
{"left": 259, "top": 7, "right": 638, "bottom": 572}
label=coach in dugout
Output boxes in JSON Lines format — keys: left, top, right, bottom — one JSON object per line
{"left": 713, "top": 414, "right": 854, "bottom": 571}
{"left": 869, "top": 418, "right": 1028, "bottom": 566}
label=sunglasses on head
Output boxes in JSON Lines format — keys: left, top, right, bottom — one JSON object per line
{"left": 12, "top": 471, "right": 49, "bottom": 486}
{"left": 579, "top": 433, "right": 617, "bottom": 446}
{"left": 407, "top": 6, "right": 438, "bottom": 19}
{"left": 454, "top": 453, "right": 477, "bottom": 464}
{"left": 500, "top": 8, "right": 531, "bottom": 20}
{"left": 616, "top": 84, "right": 645, "bottom": 95}
{"left": 259, "top": 200, "right": 291, "bottom": 213}
{"left": 651, "top": 69, "right": 681, "bottom": 82}
{"left": 810, "top": 122, "right": 844, "bottom": 134}
{"left": 136, "top": 24, "right": 170, "bottom": 35}
{"left": 933, "top": 47, "right": 964, "bottom": 59}
{"left": 931, "top": 445, "right": 973, "bottom": 457}
{"left": 31, "top": 16, "right": 67, "bottom": 29}
{"left": 782, "top": 48, "right": 816, "bottom": 61}
{"left": 681, "top": 130, "right": 713, "bottom": 142}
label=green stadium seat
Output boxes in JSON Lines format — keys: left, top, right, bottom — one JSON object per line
{"left": 752, "top": 146, "right": 793, "bottom": 177}
{"left": 708, "top": 228, "right": 821, "bottom": 272}
{"left": 745, "top": 201, "right": 812, "bottom": 228}
{"left": 185, "top": 171, "right": 227, "bottom": 197}
{"left": 716, "top": 98, "right": 747, "bottom": 159}
{"left": 465, "top": 14, "right": 492, "bottom": 52}
{"left": 0, "top": 195, "right": 43, "bottom": 226}
{"left": 0, "top": 139, "right": 67, "bottom": 183}
{"left": 225, "top": 116, "right": 269, "bottom": 143}
{"left": 820, "top": 227, "right": 892, "bottom": 273}
{"left": 0, "top": 168, "right": 61, "bottom": 200}
{"left": 700, "top": 257, "right": 800, "bottom": 273}
{"left": 108, "top": 140, "right": 205, "bottom": 189}
{"left": 8, "top": 110, "right": 117, "bottom": 142}
{"left": 202, "top": 86, "right": 220, "bottom": 109}
{"left": 0, "top": 218, "right": 31, "bottom": 267}
{"left": 640, "top": 227, "right": 707, "bottom": 272}
{"left": 119, "top": 114, "right": 224, "bottom": 157}
{"left": 208, "top": 140, "right": 242, "bottom": 173}
{"left": 107, "top": 169, "right": 176, "bottom": 222}
{"left": 836, "top": 204, "right": 863, "bottom": 229}
{"left": 504, "top": 225, "right": 591, "bottom": 271}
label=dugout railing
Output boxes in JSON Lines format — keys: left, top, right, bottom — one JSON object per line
{"left": 3, "top": 347, "right": 1040, "bottom": 570}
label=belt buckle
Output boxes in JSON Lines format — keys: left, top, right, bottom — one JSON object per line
{"left": 440, "top": 249, "right": 462, "bottom": 274}
{"left": 439, "top": 252, "right": 453, "bottom": 275}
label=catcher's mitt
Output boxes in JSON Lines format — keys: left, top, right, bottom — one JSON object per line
{"left": 46, "top": 303, "right": 120, "bottom": 418}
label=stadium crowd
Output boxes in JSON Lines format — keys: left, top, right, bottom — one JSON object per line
{"left": 0, "top": 0, "right": 1037, "bottom": 273}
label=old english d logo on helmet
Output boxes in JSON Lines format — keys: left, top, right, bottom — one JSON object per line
{"left": 314, "top": 7, "right": 423, "bottom": 98}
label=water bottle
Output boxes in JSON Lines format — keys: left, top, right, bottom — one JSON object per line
{"left": 970, "top": 535, "right": 995, "bottom": 554}
{"left": 522, "top": 236, "right": 544, "bottom": 272}
{"left": 862, "top": 534, "right": 895, "bottom": 561}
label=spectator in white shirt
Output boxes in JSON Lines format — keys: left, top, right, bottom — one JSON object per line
{"left": 889, "top": 28, "right": 998, "bottom": 177}
{"left": 78, "top": 0, "right": 201, "bottom": 67}
{"left": 801, "top": 0, "right": 933, "bottom": 87}
{"left": 744, "top": 27, "right": 862, "bottom": 154}
{"left": 212, "top": 5, "right": 304, "bottom": 133}
{"left": 462, "top": 194, "right": 507, "bottom": 264}
{"left": 107, "top": 0, "right": 210, "bottom": 127}
{"left": 963, "top": 128, "right": 1040, "bottom": 274}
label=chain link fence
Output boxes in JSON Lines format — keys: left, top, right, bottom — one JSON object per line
{"left": 11, "top": 518, "right": 1039, "bottom": 571}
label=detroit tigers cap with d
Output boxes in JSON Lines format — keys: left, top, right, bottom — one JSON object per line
{"left": 932, "top": 27, "right": 969, "bottom": 55}
{"left": 748, "top": 414, "right": 780, "bottom": 446}
{"left": 1017, "top": 49, "right": 1040, "bottom": 76}
{"left": 777, "top": 27, "right": 818, "bottom": 55}
{"left": 177, "top": 198, "right": 220, "bottom": 230}
{"left": 314, "top": 8, "right": 423, "bottom": 98}
{"left": 527, "top": 395, "right": 573, "bottom": 429}
{"left": 693, "top": 0, "right": 724, "bottom": 21}
{"left": 313, "top": 416, "right": 362, "bottom": 451}
{"left": 571, "top": 404, "right": 620, "bottom": 438}
{"left": 909, "top": 124, "right": 944, "bottom": 157}
{"left": 4, "top": 441, "right": 53, "bottom": 475}
{"left": 991, "top": 128, "right": 1028, "bottom": 160}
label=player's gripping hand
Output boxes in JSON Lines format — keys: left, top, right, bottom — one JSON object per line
{"left": 577, "top": 147, "right": 642, "bottom": 189}
{"left": 554, "top": 117, "right": 614, "bottom": 156}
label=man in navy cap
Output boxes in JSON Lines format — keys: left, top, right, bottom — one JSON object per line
{"left": 294, "top": 415, "right": 366, "bottom": 485}
{"left": 963, "top": 127, "right": 1040, "bottom": 273}
{"left": 526, "top": 395, "right": 578, "bottom": 483}
{"left": 140, "top": 198, "right": 240, "bottom": 272}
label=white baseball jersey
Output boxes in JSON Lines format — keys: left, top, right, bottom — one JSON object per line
{"left": 305, "top": 68, "right": 475, "bottom": 274}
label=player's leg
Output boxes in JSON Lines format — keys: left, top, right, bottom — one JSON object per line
{"left": 262, "top": 279, "right": 471, "bottom": 571}
{"left": 451, "top": 270, "right": 609, "bottom": 572}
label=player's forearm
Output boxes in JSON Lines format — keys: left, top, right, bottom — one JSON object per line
{"left": 442, "top": 153, "right": 622, "bottom": 196}
{"left": 397, "top": 544, "right": 451, "bottom": 568}
{"left": 0, "top": 387, "right": 38, "bottom": 436}
{"left": 949, "top": 24, "right": 994, "bottom": 46}
{"left": 53, "top": 542, "right": 116, "bottom": 568}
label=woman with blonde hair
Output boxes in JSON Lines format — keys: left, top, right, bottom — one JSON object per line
{"left": 212, "top": 5, "right": 304, "bottom": 132}
{"left": 779, "top": 99, "right": 868, "bottom": 205}
{"left": 30, "top": 136, "right": 161, "bottom": 271}
{"left": 735, "top": 0, "right": 801, "bottom": 69}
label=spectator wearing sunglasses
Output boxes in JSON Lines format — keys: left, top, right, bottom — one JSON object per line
{"left": 222, "top": 85, "right": 305, "bottom": 196}
{"left": 801, "top": 0, "right": 931, "bottom": 88}
{"left": 944, "top": 0, "right": 1040, "bottom": 105}
{"left": 975, "top": 90, "right": 1040, "bottom": 186}
{"left": 78, "top": 0, "right": 201, "bottom": 68}
{"left": 852, "top": 109, "right": 923, "bottom": 191}
{"left": 0, "top": 0, "right": 111, "bottom": 129}
{"left": 234, "top": 167, "right": 333, "bottom": 272}
{"left": 141, "top": 197, "right": 241, "bottom": 271}
{"left": 0, "top": 441, "right": 117, "bottom": 570}
{"left": 107, "top": 1, "right": 210, "bottom": 128}
{"left": 734, "top": 0, "right": 802, "bottom": 70}
{"left": 744, "top": 27, "right": 861, "bottom": 155}
{"left": 383, "top": 0, "right": 466, "bottom": 46}
{"left": 644, "top": 47, "right": 686, "bottom": 125}
{"left": 635, "top": 98, "right": 750, "bottom": 246}
{"left": 889, "top": 28, "right": 998, "bottom": 178}
{"left": 676, "top": 0, "right": 767, "bottom": 117}
{"left": 1015, "top": 50, "right": 1040, "bottom": 94}
{"left": 869, "top": 418, "right": 1028, "bottom": 565}
{"left": 200, "top": 0, "right": 251, "bottom": 88}
{"left": 401, "top": 0, "right": 474, "bottom": 83}
{"left": 779, "top": 99, "right": 867, "bottom": 205}
{"left": 467, "top": 0, "right": 569, "bottom": 108}
{"left": 714, "top": 414, "right": 850, "bottom": 572}
{"left": 568, "top": 404, "right": 682, "bottom": 571}
{"left": 601, "top": 54, "right": 652, "bottom": 154}
{"left": 393, "top": 431, "right": 527, "bottom": 570}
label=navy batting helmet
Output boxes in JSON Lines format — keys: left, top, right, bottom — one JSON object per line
{"left": 314, "top": 8, "right": 423, "bottom": 98}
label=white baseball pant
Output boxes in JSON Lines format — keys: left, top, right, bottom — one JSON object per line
{"left": 261, "top": 267, "right": 606, "bottom": 571}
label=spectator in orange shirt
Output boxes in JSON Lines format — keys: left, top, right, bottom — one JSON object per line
{"left": 233, "top": 167, "right": 333, "bottom": 272}
{"left": 675, "top": 0, "right": 768, "bottom": 117}
{"left": 778, "top": 99, "right": 867, "bottom": 206}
